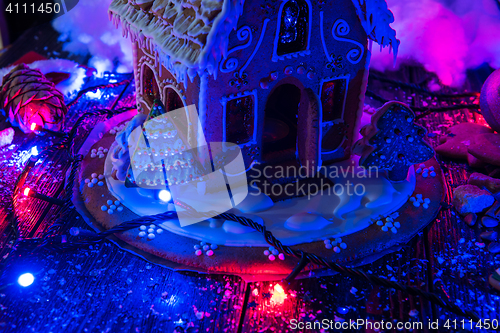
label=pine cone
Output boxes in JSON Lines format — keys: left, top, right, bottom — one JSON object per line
{"left": 0, "top": 64, "right": 67, "bottom": 133}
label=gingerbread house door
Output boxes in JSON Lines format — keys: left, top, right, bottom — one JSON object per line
{"left": 262, "top": 78, "right": 320, "bottom": 171}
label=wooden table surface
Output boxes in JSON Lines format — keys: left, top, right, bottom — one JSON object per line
{"left": 0, "top": 23, "right": 499, "bottom": 333}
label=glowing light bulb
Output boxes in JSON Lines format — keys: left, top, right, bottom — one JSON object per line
{"left": 270, "top": 284, "right": 287, "bottom": 304}
{"left": 23, "top": 188, "right": 31, "bottom": 196}
{"left": 30, "top": 146, "right": 39, "bottom": 156}
{"left": 158, "top": 190, "right": 171, "bottom": 202}
{"left": 18, "top": 273, "right": 34, "bottom": 287}
{"left": 30, "top": 123, "right": 37, "bottom": 131}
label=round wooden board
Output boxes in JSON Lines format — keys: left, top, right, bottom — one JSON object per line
{"left": 74, "top": 117, "right": 444, "bottom": 281}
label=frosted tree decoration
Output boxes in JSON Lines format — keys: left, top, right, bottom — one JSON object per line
{"left": 355, "top": 102, "right": 434, "bottom": 181}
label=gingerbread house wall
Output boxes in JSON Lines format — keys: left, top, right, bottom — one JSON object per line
{"left": 202, "top": 0, "right": 369, "bottom": 170}
{"left": 134, "top": 42, "right": 202, "bottom": 151}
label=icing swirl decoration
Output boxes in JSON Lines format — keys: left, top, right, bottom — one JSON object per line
{"left": 220, "top": 26, "right": 253, "bottom": 73}
{"left": 331, "top": 19, "right": 364, "bottom": 65}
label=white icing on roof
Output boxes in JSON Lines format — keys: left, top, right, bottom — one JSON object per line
{"left": 109, "top": 0, "right": 399, "bottom": 79}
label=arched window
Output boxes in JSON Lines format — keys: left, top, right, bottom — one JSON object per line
{"left": 142, "top": 65, "right": 160, "bottom": 105}
{"left": 277, "top": 0, "right": 309, "bottom": 56}
{"left": 164, "top": 87, "right": 183, "bottom": 113}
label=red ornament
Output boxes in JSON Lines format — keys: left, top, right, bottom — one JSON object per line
{"left": 480, "top": 69, "right": 500, "bottom": 132}
{"left": 0, "top": 64, "right": 67, "bottom": 133}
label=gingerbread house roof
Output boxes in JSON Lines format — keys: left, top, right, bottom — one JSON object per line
{"left": 109, "top": 0, "right": 399, "bottom": 82}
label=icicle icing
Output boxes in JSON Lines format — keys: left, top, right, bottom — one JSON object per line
{"left": 351, "top": 0, "right": 400, "bottom": 66}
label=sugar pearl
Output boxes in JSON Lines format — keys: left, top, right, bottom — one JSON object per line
{"left": 278, "top": 253, "right": 285, "bottom": 260}
{"left": 423, "top": 203, "right": 429, "bottom": 209}
{"left": 148, "top": 228, "right": 154, "bottom": 233}
{"left": 264, "top": 250, "right": 270, "bottom": 255}
{"left": 413, "top": 201, "right": 421, "bottom": 207}
{"left": 103, "top": 149, "right": 108, "bottom": 153}
{"left": 410, "top": 197, "right": 416, "bottom": 202}
{"left": 340, "top": 242, "right": 347, "bottom": 249}
{"left": 206, "top": 250, "right": 214, "bottom": 256}
{"left": 110, "top": 130, "right": 116, "bottom": 135}
{"left": 156, "top": 229, "right": 163, "bottom": 234}
{"left": 195, "top": 249, "right": 202, "bottom": 256}
{"left": 382, "top": 226, "right": 388, "bottom": 232}
{"left": 88, "top": 183, "right": 94, "bottom": 188}
{"left": 91, "top": 178, "right": 98, "bottom": 184}
{"left": 114, "top": 200, "right": 121, "bottom": 206}
{"left": 386, "top": 217, "right": 393, "bottom": 222}
{"left": 194, "top": 245, "right": 200, "bottom": 250}
{"left": 429, "top": 166, "right": 434, "bottom": 171}
{"left": 203, "top": 245, "right": 210, "bottom": 251}
{"left": 101, "top": 205, "right": 107, "bottom": 211}
{"left": 98, "top": 147, "right": 103, "bottom": 151}
{"left": 271, "top": 249, "right": 279, "bottom": 255}
{"left": 117, "top": 206, "right": 123, "bottom": 212}
{"left": 416, "top": 194, "right": 423, "bottom": 199}
{"left": 268, "top": 254, "right": 276, "bottom": 261}
{"left": 140, "top": 225, "right": 147, "bottom": 231}
{"left": 376, "top": 220, "right": 383, "bottom": 226}
{"left": 110, "top": 205, "right": 117, "bottom": 210}
{"left": 99, "top": 154, "right": 104, "bottom": 159}
{"left": 210, "top": 244, "right": 217, "bottom": 249}
{"left": 385, "top": 222, "right": 393, "bottom": 228}
{"left": 430, "top": 171, "right": 436, "bottom": 177}
{"left": 269, "top": 246, "right": 275, "bottom": 251}
{"left": 394, "top": 222, "right": 401, "bottom": 228}
{"left": 108, "top": 209, "right": 114, "bottom": 214}
{"left": 91, "top": 149, "right": 97, "bottom": 154}
{"left": 334, "top": 246, "right": 341, "bottom": 253}
{"left": 138, "top": 231, "right": 146, "bottom": 237}
{"left": 85, "top": 179, "right": 90, "bottom": 183}
{"left": 391, "top": 227, "right": 398, "bottom": 234}
{"left": 424, "top": 198, "right": 430, "bottom": 204}
{"left": 422, "top": 173, "right": 428, "bottom": 178}
{"left": 97, "top": 181, "right": 104, "bottom": 186}
{"left": 147, "top": 233, "right": 155, "bottom": 239}
{"left": 91, "top": 153, "right": 97, "bottom": 157}
{"left": 149, "top": 224, "right": 155, "bottom": 228}
{"left": 325, "top": 244, "right": 332, "bottom": 249}
{"left": 324, "top": 239, "right": 331, "bottom": 244}
{"left": 417, "top": 198, "right": 424, "bottom": 203}
{"left": 98, "top": 174, "right": 104, "bottom": 180}
{"left": 335, "top": 238, "right": 342, "bottom": 243}
{"left": 107, "top": 200, "right": 113, "bottom": 205}
{"left": 91, "top": 173, "right": 97, "bottom": 178}
{"left": 416, "top": 168, "right": 422, "bottom": 174}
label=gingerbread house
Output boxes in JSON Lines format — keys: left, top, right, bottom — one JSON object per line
{"left": 108, "top": 0, "right": 399, "bottom": 172}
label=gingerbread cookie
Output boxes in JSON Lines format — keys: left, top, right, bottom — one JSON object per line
{"left": 435, "top": 123, "right": 493, "bottom": 162}
{"left": 356, "top": 102, "right": 434, "bottom": 182}
{"left": 468, "top": 133, "right": 500, "bottom": 167}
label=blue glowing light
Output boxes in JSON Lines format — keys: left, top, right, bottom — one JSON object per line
{"left": 18, "top": 273, "right": 34, "bottom": 287}
{"left": 30, "top": 146, "right": 39, "bottom": 156}
{"left": 158, "top": 190, "right": 171, "bottom": 202}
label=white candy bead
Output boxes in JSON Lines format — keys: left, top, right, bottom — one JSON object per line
{"left": 147, "top": 233, "right": 155, "bottom": 239}
{"left": 423, "top": 203, "right": 429, "bottom": 209}
{"left": 107, "top": 200, "right": 113, "bottom": 205}
{"left": 107, "top": 209, "right": 114, "bottom": 214}
{"left": 211, "top": 244, "right": 217, "bottom": 249}
{"left": 376, "top": 220, "right": 383, "bottom": 226}
{"left": 410, "top": 197, "right": 416, "bottom": 202}
{"left": 334, "top": 246, "right": 341, "bottom": 253}
{"left": 413, "top": 201, "right": 421, "bottom": 207}
{"left": 138, "top": 231, "right": 146, "bottom": 237}
{"left": 117, "top": 206, "right": 123, "bottom": 212}
{"left": 264, "top": 250, "right": 270, "bottom": 255}
{"left": 382, "top": 226, "right": 388, "bottom": 232}
{"left": 114, "top": 200, "right": 120, "bottom": 206}
{"left": 278, "top": 253, "right": 285, "bottom": 260}
{"left": 85, "top": 179, "right": 90, "bottom": 183}
{"left": 88, "top": 183, "right": 94, "bottom": 188}
{"left": 91, "top": 178, "right": 98, "bottom": 184}
{"left": 140, "top": 225, "right": 147, "bottom": 231}
{"left": 194, "top": 245, "right": 200, "bottom": 250}
{"left": 203, "top": 245, "right": 210, "bottom": 251}
{"left": 110, "top": 205, "right": 116, "bottom": 210}
{"left": 324, "top": 239, "right": 331, "bottom": 244}
{"left": 325, "top": 244, "right": 332, "bottom": 249}
{"left": 156, "top": 229, "right": 163, "bottom": 234}
{"left": 340, "top": 242, "right": 347, "bottom": 249}
{"left": 416, "top": 194, "right": 423, "bottom": 199}
{"left": 101, "top": 205, "right": 107, "bottom": 211}
{"left": 148, "top": 228, "right": 154, "bottom": 233}
{"left": 98, "top": 174, "right": 104, "bottom": 180}
{"left": 385, "top": 222, "right": 393, "bottom": 228}
{"left": 430, "top": 171, "right": 436, "bottom": 177}
{"left": 206, "top": 250, "right": 214, "bottom": 256}
{"left": 97, "top": 181, "right": 104, "bottom": 186}
{"left": 394, "top": 222, "right": 401, "bottom": 228}
{"left": 91, "top": 173, "right": 97, "bottom": 178}
{"left": 391, "top": 227, "right": 398, "bottom": 234}
{"left": 424, "top": 198, "right": 430, "bottom": 204}
{"left": 268, "top": 254, "right": 275, "bottom": 261}
{"left": 195, "top": 249, "right": 202, "bottom": 256}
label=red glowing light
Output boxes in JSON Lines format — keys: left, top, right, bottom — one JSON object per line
{"left": 270, "top": 284, "right": 287, "bottom": 304}
{"left": 23, "top": 188, "right": 31, "bottom": 196}
{"left": 252, "top": 288, "right": 259, "bottom": 296}
{"left": 30, "top": 123, "right": 37, "bottom": 131}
